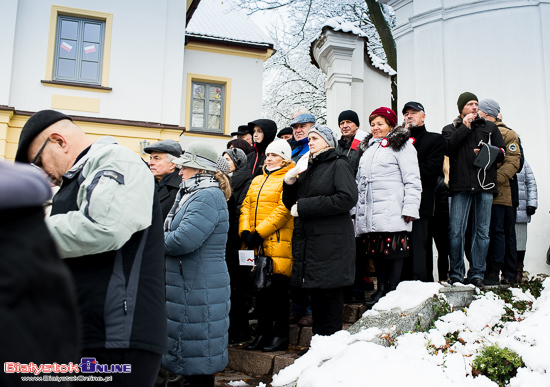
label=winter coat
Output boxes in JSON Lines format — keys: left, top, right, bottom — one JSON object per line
{"left": 290, "top": 137, "right": 309, "bottom": 163}
{"left": 230, "top": 164, "right": 253, "bottom": 216}
{"left": 492, "top": 121, "right": 521, "bottom": 206}
{"left": 354, "top": 127, "right": 422, "bottom": 234}
{"left": 239, "top": 164, "right": 294, "bottom": 277}
{"left": 335, "top": 136, "right": 361, "bottom": 177}
{"left": 516, "top": 160, "right": 538, "bottom": 223}
{"left": 48, "top": 136, "right": 167, "bottom": 355}
{"left": 157, "top": 170, "right": 182, "bottom": 220}
{"left": 408, "top": 125, "right": 445, "bottom": 217}
{"left": 282, "top": 148, "right": 358, "bottom": 289}
{"left": 163, "top": 185, "right": 230, "bottom": 376}
{"left": 247, "top": 119, "right": 277, "bottom": 177}
{"left": 442, "top": 116, "right": 505, "bottom": 194}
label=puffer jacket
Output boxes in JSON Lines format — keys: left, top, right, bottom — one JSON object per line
{"left": 354, "top": 127, "right": 422, "bottom": 234}
{"left": 493, "top": 121, "right": 521, "bottom": 206}
{"left": 282, "top": 148, "right": 358, "bottom": 289}
{"left": 163, "top": 184, "right": 230, "bottom": 376}
{"left": 516, "top": 159, "right": 538, "bottom": 223}
{"left": 442, "top": 115, "right": 505, "bottom": 194}
{"left": 239, "top": 163, "right": 294, "bottom": 277}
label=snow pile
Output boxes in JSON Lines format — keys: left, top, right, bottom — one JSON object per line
{"left": 271, "top": 278, "right": 550, "bottom": 387}
{"left": 365, "top": 280, "right": 443, "bottom": 315}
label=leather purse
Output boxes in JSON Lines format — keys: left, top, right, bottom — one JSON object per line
{"left": 249, "top": 246, "right": 273, "bottom": 289}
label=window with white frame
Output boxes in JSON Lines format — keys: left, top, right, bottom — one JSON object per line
{"left": 53, "top": 15, "right": 105, "bottom": 85}
{"left": 190, "top": 82, "right": 224, "bottom": 133}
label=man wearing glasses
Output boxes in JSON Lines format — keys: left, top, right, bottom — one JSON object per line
{"left": 15, "top": 110, "right": 167, "bottom": 386}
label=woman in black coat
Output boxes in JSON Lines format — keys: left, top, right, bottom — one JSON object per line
{"left": 282, "top": 126, "right": 358, "bottom": 336}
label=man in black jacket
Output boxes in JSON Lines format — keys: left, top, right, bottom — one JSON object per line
{"left": 442, "top": 92, "right": 505, "bottom": 288}
{"left": 401, "top": 102, "right": 445, "bottom": 282}
{"left": 144, "top": 139, "right": 183, "bottom": 220}
{"left": 335, "top": 110, "right": 361, "bottom": 176}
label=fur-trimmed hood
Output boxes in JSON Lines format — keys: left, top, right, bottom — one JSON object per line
{"left": 357, "top": 126, "right": 411, "bottom": 155}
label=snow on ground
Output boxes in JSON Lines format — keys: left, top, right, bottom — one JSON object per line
{"left": 271, "top": 278, "right": 550, "bottom": 387}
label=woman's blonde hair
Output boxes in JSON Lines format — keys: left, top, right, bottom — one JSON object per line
{"left": 280, "top": 160, "right": 295, "bottom": 169}
{"left": 443, "top": 156, "right": 450, "bottom": 187}
{"left": 213, "top": 171, "right": 232, "bottom": 201}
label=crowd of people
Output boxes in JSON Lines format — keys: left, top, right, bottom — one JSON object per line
{"left": 2, "top": 91, "right": 539, "bottom": 386}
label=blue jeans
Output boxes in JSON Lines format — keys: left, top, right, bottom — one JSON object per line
{"left": 449, "top": 191, "right": 493, "bottom": 281}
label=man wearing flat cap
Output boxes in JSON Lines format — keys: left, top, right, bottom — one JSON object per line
{"left": 401, "top": 102, "right": 445, "bottom": 282}
{"left": 478, "top": 99, "right": 522, "bottom": 285}
{"left": 15, "top": 110, "right": 167, "bottom": 385}
{"left": 231, "top": 125, "right": 253, "bottom": 145}
{"left": 442, "top": 92, "right": 505, "bottom": 289}
{"left": 144, "top": 139, "right": 183, "bottom": 219}
{"left": 289, "top": 113, "right": 315, "bottom": 162}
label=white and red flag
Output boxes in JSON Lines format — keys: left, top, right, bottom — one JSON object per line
{"left": 84, "top": 45, "right": 96, "bottom": 54}
{"left": 60, "top": 42, "right": 72, "bottom": 52}
{"left": 351, "top": 129, "right": 368, "bottom": 150}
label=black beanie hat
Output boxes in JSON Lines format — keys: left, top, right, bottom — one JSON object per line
{"left": 15, "top": 110, "right": 73, "bottom": 162}
{"left": 457, "top": 92, "right": 478, "bottom": 113}
{"left": 338, "top": 110, "right": 360, "bottom": 127}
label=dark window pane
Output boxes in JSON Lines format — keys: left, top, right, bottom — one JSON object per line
{"left": 83, "top": 23, "right": 101, "bottom": 43}
{"left": 59, "top": 40, "right": 77, "bottom": 59}
{"left": 82, "top": 42, "right": 99, "bottom": 61}
{"left": 60, "top": 19, "right": 78, "bottom": 40}
{"left": 58, "top": 58, "right": 76, "bottom": 78}
{"left": 81, "top": 61, "right": 98, "bottom": 81}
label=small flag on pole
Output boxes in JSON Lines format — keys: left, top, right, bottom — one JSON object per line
{"left": 351, "top": 129, "right": 368, "bottom": 150}
{"left": 61, "top": 42, "right": 73, "bottom": 52}
{"left": 84, "top": 45, "right": 96, "bottom": 54}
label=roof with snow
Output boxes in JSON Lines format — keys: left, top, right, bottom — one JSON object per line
{"left": 310, "top": 17, "right": 396, "bottom": 76}
{"left": 186, "top": 0, "right": 274, "bottom": 50}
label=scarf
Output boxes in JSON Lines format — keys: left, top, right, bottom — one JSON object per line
{"left": 164, "top": 173, "right": 220, "bottom": 231}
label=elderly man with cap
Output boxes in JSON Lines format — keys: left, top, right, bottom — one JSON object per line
{"left": 441, "top": 93, "right": 505, "bottom": 288}
{"left": 277, "top": 127, "right": 294, "bottom": 141}
{"left": 478, "top": 99, "right": 522, "bottom": 285}
{"left": 144, "top": 139, "right": 183, "bottom": 220}
{"left": 289, "top": 113, "right": 316, "bottom": 162}
{"left": 15, "top": 110, "right": 167, "bottom": 385}
{"left": 335, "top": 110, "right": 361, "bottom": 176}
{"left": 400, "top": 102, "right": 445, "bottom": 282}
{"left": 231, "top": 125, "right": 253, "bottom": 145}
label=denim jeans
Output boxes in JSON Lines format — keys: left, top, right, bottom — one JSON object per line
{"left": 449, "top": 191, "right": 493, "bottom": 281}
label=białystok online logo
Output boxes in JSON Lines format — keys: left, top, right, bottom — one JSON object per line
{"left": 4, "top": 358, "right": 131, "bottom": 375}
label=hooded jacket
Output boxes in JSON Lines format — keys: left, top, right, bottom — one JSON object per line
{"left": 442, "top": 116, "right": 505, "bottom": 194}
{"left": 354, "top": 127, "right": 422, "bottom": 234}
{"left": 492, "top": 121, "right": 522, "bottom": 206}
{"left": 246, "top": 119, "right": 277, "bottom": 177}
{"left": 516, "top": 159, "right": 538, "bottom": 223}
{"left": 283, "top": 148, "right": 358, "bottom": 289}
{"left": 239, "top": 164, "right": 294, "bottom": 277}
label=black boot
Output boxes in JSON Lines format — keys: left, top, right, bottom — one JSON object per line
{"left": 517, "top": 251, "right": 525, "bottom": 283}
{"left": 364, "top": 282, "right": 387, "bottom": 308}
{"left": 246, "top": 335, "right": 268, "bottom": 351}
{"left": 484, "top": 261, "right": 501, "bottom": 286}
{"left": 262, "top": 336, "right": 289, "bottom": 352}
{"left": 387, "top": 282, "right": 398, "bottom": 292}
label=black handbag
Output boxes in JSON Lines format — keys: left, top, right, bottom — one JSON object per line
{"left": 249, "top": 246, "right": 273, "bottom": 289}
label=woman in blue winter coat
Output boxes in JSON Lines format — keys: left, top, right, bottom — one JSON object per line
{"left": 162, "top": 141, "right": 232, "bottom": 387}
{"left": 354, "top": 107, "right": 422, "bottom": 308}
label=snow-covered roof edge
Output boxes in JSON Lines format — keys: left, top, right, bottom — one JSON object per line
{"left": 310, "top": 17, "right": 396, "bottom": 77}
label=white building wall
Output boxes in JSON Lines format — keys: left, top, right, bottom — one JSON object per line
{"left": 384, "top": 0, "right": 550, "bottom": 276}
{"left": 0, "top": 0, "right": 18, "bottom": 105}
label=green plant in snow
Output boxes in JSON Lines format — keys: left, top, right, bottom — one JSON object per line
{"left": 472, "top": 344, "right": 524, "bottom": 386}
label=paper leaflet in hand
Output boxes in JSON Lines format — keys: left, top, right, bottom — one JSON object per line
{"left": 351, "top": 129, "right": 368, "bottom": 150}
{"left": 238, "top": 250, "right": 255, "bottom": 266}
{"left": 296, "top": 151, "right": 309, "bottom": 173}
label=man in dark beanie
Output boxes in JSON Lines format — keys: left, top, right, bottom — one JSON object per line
{"left": 441, "top": 93, "right": 505, "bottom": 288}
{"left": 335, "top": 110, "right": 361, "bottom": 176}
{"left": 400, "top": 102, "right": 445, "bottom": 282}
{"left": 15, "top": 110, "right": 167, "bottom": 385}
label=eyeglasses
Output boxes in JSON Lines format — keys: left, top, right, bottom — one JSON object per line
{"left": 31, "top": 138, "right": 50, "bottom": 167}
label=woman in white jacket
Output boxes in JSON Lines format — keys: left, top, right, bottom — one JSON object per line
{"left": 354, "top": 107, "right": 422, "bottom": 307}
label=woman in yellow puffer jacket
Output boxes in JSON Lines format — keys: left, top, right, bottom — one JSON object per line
{"left": 239, "top": 139, "right": 294, "bottom": 353}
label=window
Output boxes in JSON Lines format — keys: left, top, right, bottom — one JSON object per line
{"left": 53, "top": 15, "right": 105, "bottom": 85}
{"left": 190, "top": 82, "right": 225, "bottom": 133}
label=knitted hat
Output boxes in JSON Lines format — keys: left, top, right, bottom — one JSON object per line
{"left": 478, "top": 99, "right": 500, "bottom": 119}
{"left": 222, "top": 148, "right": 247, "bottom": 170}
{"left": 338, "top": 110, "right": 360, "bottom": 127}
{"left": 308, "top": 125, "right": 337, "bottom": 148}
{"left": 172, "top": 141, "right": 218, "bottom": 172}
{"left": 143, "top": 139, "right": 182, "bottom": 157}
{"left": 265, "top": 139, "right": 292, "bottom": 160}
{"left": 16, "top": 110, "right": 73, "bottom": 162}
{"left": 216, "top": 156, "right": 231, "bottom": 175}
{"left": 369, "top": 107, "right": 397, "bottom": 128}
{"left": 457, "top": 92, "right": 478, "bottom": 113}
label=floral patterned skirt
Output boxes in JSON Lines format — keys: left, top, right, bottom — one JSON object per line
{"left": 361, "top": 231, "right": 410, "bottom": 260}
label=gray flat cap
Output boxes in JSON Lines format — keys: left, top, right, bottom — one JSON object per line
{"left": 143, "top": 139, "right": 182, "bottom": 157}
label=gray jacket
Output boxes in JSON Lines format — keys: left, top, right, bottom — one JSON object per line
{"left": 354, "top": 128, "right": 422, "bottom": 234}
{"left": 516, "top": 160, "right": 538, "bottom": 223}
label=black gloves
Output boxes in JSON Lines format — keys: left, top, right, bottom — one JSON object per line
{"left": 241, "top": 230, "right": 263, "bottom": 248}
{"left": 526, "top": 206, "right": 536, "bottom": 216}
